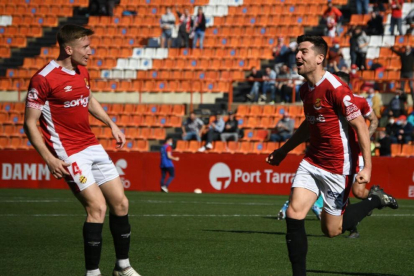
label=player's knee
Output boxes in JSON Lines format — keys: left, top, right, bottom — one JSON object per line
{"left": 86, "top": 203, "right": 107, "bottom": 222}
{"left": 352, "top": 188, "right": 365, "bottom": 199}
{"left": 286, "top": 205, "right": 306, "bottom": 220}
{"left": 111, "top": 196, "right": 129, "bottom": 216}
{"left": 322, "top": 226, "right": 342, "bottom": 238}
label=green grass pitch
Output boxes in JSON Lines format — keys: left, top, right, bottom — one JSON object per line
{"left": 1, "top": 189, "right": 414, "bottom": 276}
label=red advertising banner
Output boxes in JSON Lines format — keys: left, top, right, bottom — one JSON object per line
{"left": 1, "top": 150, "right": 414, "bottom": 199}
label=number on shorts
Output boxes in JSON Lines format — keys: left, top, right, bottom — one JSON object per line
{"left": 72, "top": 162, "right": 82, "bottom": 175}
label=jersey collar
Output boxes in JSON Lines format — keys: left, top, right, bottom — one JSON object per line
{"left": 308, "top": 71, "right": 328, "bottom": 91}
{"left": 51, "top": 60, "right": 76, "bottom": 76}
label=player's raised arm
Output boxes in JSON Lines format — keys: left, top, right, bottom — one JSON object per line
{"left": 266, "top": 120, "right": 309, "bottom": 166}
{"left": 349, "top": 115, "right": 372, "bottom": 184}
{"left": 24, "top": 108, "right": 70, "bottom": 179}
{"left": 88, "top": 94, "right": 126, "bottom": 148}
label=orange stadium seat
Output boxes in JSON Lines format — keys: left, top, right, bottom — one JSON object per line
{"left": 150, "top": 128, "right": 166, "bottom": 140}
{"left": 0, "top": 136, "right": 9, "bottom": 150}
{"left": 227, "top": 141, "right": 239, "bottom": 154}
{"left": 185, "top": 141, "right": 201, "bottom": 153}
{"left": 125, "top": 127, "right": 140, "bottom": 139}
{"left": 237, "top": 141, "right": 254, "bottom": 154}
{"left": 175, "top": 140, "right": 187, "bottom": 153}
{"left": 138, "top": 127, "right": 151, "bottom": 139}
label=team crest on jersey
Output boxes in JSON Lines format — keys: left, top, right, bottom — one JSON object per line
{"left": 313, "top": 98, "right": 322, "bottom": 110}
{"left": 79, "top": 175, "right": 87, "bottom": 184}
{"left": 84, "top": 78, "right": 90, "bottom": 89}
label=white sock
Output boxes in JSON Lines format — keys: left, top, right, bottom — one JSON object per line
{"left": 116, "top": 258, "right": 131, "bottom": 270}
{"left": 86, "top": 268, "right": 101, "bottom": 276}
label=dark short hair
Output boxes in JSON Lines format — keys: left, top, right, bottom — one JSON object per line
{"left": 297, "top": 35, "right": 328, "bottom": 61}
{"left": 57, "top": 25, "right": 94, "bottom": 47}
{"left": 332, "top": 71, "right": 350, "bottom": 85}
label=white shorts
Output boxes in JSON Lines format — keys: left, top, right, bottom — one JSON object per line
{"left": 64, "top": 145, "right": 119, "bottom": 193}
{"left": 292, "top": 160, "right": 353, "bottom": 216}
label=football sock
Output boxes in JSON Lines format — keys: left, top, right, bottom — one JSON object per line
{"left": 83, "top": 222, "right": 103, "bottom": 270}
{"left": 286, "top": 217, "right": 307, "bottom": 276}
{"left": 342, "top": 196, "right": 381, "bottom": 233}
{"left": 110, "top": 213, "right": 131, "bottom": 261}
{"left": 86, "top": 268, "right": 101, "bottom": 276}
{"left": 116, "top": 258, "right": 131, "bottom": 270}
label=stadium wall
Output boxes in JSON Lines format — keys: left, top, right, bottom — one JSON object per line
{"left": 1, "top": 150, "right": 414, "bottom": 199}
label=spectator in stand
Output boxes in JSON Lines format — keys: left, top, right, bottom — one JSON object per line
{"left": 261, "top": 67, "right": 277, "bottom": 103}
{"left": 388, "top": 90, "right": 406, "bottom": 117}
{"left": 366, "top": 11, "right": 384, "bottom": 35}
{"left": 160, "top": 7, "right": 176, "bottom": 48}
{"left": 356, "top": 0, "right": 369, "bottom": 14}
{"left": 269, "top": 109, "right": 295, "bottom": 142}
{"left": 181, "top": 112, "right": 204, "bottom": 142}
{"left": 390, "top": 45, "right": 414, "bottom": 102}
{"left": 407, "top": 22, "right": 414, "bottom": 35}
{"left": 276, "top": 65, "right": 292, "bottom": 103}
{"left": 375, "top": 131, "right": 392, "bottom": 156}
{"left": 323, "top": 0, "right": 343, "bottom": 26}
{"left": 285, "top": 41, "right": 298, "bottom": 70}
{"left": 220, "top": 111, "right": 239, "bottom": 142}
{"left": 366, "top": 88, "right": 383, "bottom": 118}
{"left": 355, "top": 26, "right": 369, "bottom": 70}
{"left": 246, "top": 67, "right": 263, "bottom": 102}
{"left": 198, "top": 113, "right": 225, "bottom": 152}
{"left": 390, "top": 115, "right": 413, "bottom": 144}
{"left": 348, "top": 26, "right": 358, "bottom": 65}
{"left": 192, "top": 7, "right": 206, "bottom": 49}
{"left": 290, "top": 66, "right": 305, "bottom": 102}
{"left": 160, "top": 138, "right": 179, "bottom": 193}
{"left": 327, "top": 39, "right": 347, "bottom": 73}
{"left": 326, "top": 16, "right": 337, "bottom": 37}
{"left": 272, "top": 37, "right": 289, "bottom": 72}
{"left": 176, "top": 7, "right": 192, "bottom": 48}
{"left": 390, "top": 0, "right": 404, "bottom": 35}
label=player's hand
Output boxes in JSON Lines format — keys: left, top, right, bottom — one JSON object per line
{"left": 355, "top": 168, "right": 371, "bottom": 184}
{"left": 176, "top": 157, "right": 180, "bottom": 161}
{"left": 266, "top": 148, "right": 287, "bottom": 166}
{"left": 46, "top": 158, "right": 70, "bottom": 179}
{"left": 112, "top": 126, "right": 126, "bottom": 149}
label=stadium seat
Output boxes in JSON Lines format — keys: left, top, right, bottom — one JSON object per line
{"left": 138, "top": 127, "right": 151, "bottom": 139}
{"left": 391, "top": 144, "right": 401, "bottom": 157}
{"left": 264, "top": 142, "right": 279, "bottom": 154}
{"left": 253, "top": 142, "right": 266, "bottom": 154}
{"left": 175, "top": 140, "right": 187, "bottom": 153}
{"left": 185, "top": 141, "right": 201, "bottom": 153}
{"left": 211, "top": 141, "right": 226, "bottom": 153}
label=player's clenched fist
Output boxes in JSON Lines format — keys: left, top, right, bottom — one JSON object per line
{"left": 112, "top": 126, "right": 126, "bottom": 149}
{"left": 266, "top": 148, "right": 287, "bottom": 166}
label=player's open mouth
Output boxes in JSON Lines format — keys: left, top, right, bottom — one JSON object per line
{"left": 296, "top": 62, "right": 304, "bottom": 68}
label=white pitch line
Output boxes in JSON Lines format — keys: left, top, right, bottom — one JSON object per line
{"left": 0, "top": 213, "right": 413, "bottom": 217}
{"left": 0, "top": 200, "right": 73, "bottom": 203}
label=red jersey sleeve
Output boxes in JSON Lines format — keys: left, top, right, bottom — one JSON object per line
{"left": 166, "top": 145, "right": 172, "bottom": 153}
{"left": 26, "top": 74, "right": 50, "bottom": 110}
{"left": 328, "top": 86, "right": 361, "bottom": 121}
{"left": 360, "top": 98, "right": 372, "bottom": 118}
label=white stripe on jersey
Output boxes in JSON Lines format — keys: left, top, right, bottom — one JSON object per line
{"left": 338, "top": 114, "right": 351, "bottom": 175}
{"left": 43, "top": 101, "right": 68, "bottom": 160}
{"left": 39, "top": 61, "right": 58, "bottom": 77}
{"left": 325, "top": 72, "right": 342, "bottom": 89}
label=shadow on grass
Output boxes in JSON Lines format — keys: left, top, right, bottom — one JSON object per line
{"left": 308, "top": 270, "right": 402, "bottom": 276}
{"left": 203, "top": 229, "right": 325, "bottom": 238}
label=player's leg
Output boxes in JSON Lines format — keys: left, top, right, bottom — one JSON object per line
{"left": 164, "top": 167, "right": 175, "bottom": 188}
{"left": 92, "top": 146, "right": 141, "bottom": 276}
{"left": 100, "top": 178, "right": 141, "bottom": 276}
{"left": 160, "top": 167, "right": 167, "bottom": 191}
{"left": 352, "top": 182, "right": 368, "bottom": 199}
{"left": 286, "top": 187, "right": 318, "bottom": 276}
{"left": 75, "top": 185, "right": 107, "bottom": 276}
{"left": 65, "top": 149, "right": 106, "bottom": 276}
{"left": 285, "top": 160, "right": 319, "bottom": 276}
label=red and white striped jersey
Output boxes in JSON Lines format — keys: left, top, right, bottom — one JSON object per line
{"left": 300, "top": 71, "right": 362, "bottom": 175}
{"left": 26, "top": 60, "right": 99, "bottom": 159}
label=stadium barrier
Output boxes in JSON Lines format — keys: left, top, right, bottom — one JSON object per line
{"left": 1, "top": 150, "right": 413, "bottom": 199}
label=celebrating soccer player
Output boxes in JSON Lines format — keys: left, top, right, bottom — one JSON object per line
{"left": 24, "top": 25, "right": 141, "bottom": 276}
{"left": 266, "top": 35, "right": 398, "bottom": 276}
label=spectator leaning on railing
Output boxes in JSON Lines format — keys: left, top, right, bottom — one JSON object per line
{"left": 246, "top": 67, "right": 263, "bottom": 103}
{"left": 390, "top": 45, "right": 414, "bottom": 102}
